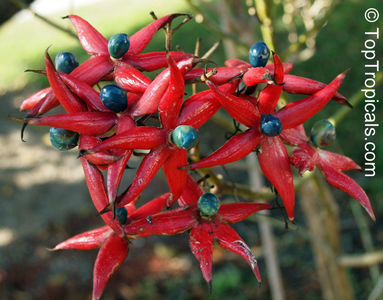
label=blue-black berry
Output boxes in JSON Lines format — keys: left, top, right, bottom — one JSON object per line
{"left": 100, "top": 84, "right": 128, "bottom": 112}
{"left": 310, "top": 119, "right": 336, "bottom": 148}
{"left": 116, "top": 207, "right": 128, "bottom": 225}
{"left": 54, "top": 52, "right": 79, "bottom": 74}
{"left": 170, "top": 125, "right": 199, "bottom": 150}
{"left": 108, "top": 33, "right": 130, "bottom": 59}
{"left": 249, "top": 41, "right": 270, "bottom": 68}
{"left": 198, "top": 193, "right": 220, "bottom": 217}
{"left": 260, "top": 114, "right": 282, "bottom": 137}
{"left": 49, "top": 127, "right": 79, "bottom": 150}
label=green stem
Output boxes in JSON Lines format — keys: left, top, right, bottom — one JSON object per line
{"left": 282, "top": 0, "right": 343, "bottom": 60}
{"left": 11, "top": 0, "right": 78, "bottom": 39}
{"left": 254, "top": 0, "right": 276, "bottom": 51}
{"left": 330, "top": 72, "right": 383, "bottom": 125}
{"left": 350, "top": 202, "right": 380, "bottom": 283}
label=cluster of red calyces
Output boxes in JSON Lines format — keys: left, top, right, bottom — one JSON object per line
{"left": 17, "top": 13, "right": 374, "bottom": 299}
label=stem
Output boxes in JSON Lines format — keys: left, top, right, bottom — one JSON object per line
{"left": 188, "top": 146, "right": 275, "bottom": 201}
{"left": 11, "top": 0, "right": 77, "bottom": 39}
{"left": 338, "top": 251, "right": 383, "bottom": 268}
{"left": 368, "top": 275, "right": 383, "bottom": 300}
{"left": 248, "top": 153, "right": 285, "bottom": 300}
{"left": 282, "top": 0, "right": 343, "bottom": 60}
{"left": 330, "top": 72, "right": 383, "bottom": 125}
{"left": 254, "top": 0, "right": 276, "bottom": 51}
{"left": 350, "top": 201, "right": 380, "bottom": 282}
{"left": 299, "top": 174, "right": 355, "bottom": 300}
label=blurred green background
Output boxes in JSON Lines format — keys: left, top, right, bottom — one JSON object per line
{"left": 0, "top": 0, "right": 382, "bottom": 299}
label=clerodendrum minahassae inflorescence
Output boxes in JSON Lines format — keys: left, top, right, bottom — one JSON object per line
{"left": 16, "top": 12, "right": 374, "bottom": 300}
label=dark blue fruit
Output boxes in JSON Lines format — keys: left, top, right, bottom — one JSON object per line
{"left": 198, "top": 193, "right": 220, "bottom": 217}
{"left": 100, "top": 84, "right": 127, "bottom": 112}
{"left": 260, "top": 114, "right": 282, "bottom": 137}
{"left": 116, "top": 207, "right": 128, "bottom": 225}
{"left": 54, "top": 52, "right": 79, "bottom": 74}
{"left": 108, "top": 33, "right": 130, "bottom": 59}
{"left": 249, "top": 41, "right": 270, "bottom": 68}
{"left": 49, "top": 127, "right": 79, "bottom": 150}
{"left": 310, "top": 119, "right": 336, "bottom": 148}
{"left": 170, "top": 125, "right": 199, "bottom": 150}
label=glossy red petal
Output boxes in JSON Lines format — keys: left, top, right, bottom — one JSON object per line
{"left": 290, "top": 144, "right": 319, "bottom": 175}
{"left": 88, "top": 126, "right": 166, "bottom": 153}
{"left": 224, "top": 58, "right": 251, "bottom": 71}
{"left": 184, "top": 67, "right": 242, "bottom": 84}
{"left": 129, "top": 193, "right": 171, "bottom": 221}
{"left": 128, "top": 14, "right": 184, "bottom": 55}
{"left": 20, "top": 87, "right": 51, "bottom": 111}
{"left": 83, "top": 150, "right": 119, "bottom": 167}
{"left": 177, "top": 90, "right": 220, "bottom": 129}
{"left": 60, "top": 73, "right": 108, "bottom": 112}
{"left": 265, "top": 62, "right": 294, "bottom": 74}
{"left": 80, "top": 158, "right": 124, "bottom": 235}
{"left": 131, "top": 57, "right": 194, "bottom": 117}
{"left": 114, "top": 62, "right": 152, "bottom": 93}
{"left": 106, "top": 151, "right": 132, "bottom": 203}
{"left": 124, "top": 207, "right": 198, "bottom": 237}
{"left": 45, "top": 51, "right": 85, "bottom": 113}
{"left": 105, "top": 115, "right": 135, "bottom": 202}
{"left": 178, "top": 174, "right": 203, "bottom": 206}
{"left": 206, "top": 80, "right": 260, "bottom": 127}
{"left": 26, "top": 91, "right": 58, "bottom": 117}
{"left": 318, "top": 149, "right": 361, "bottom": 171}
{"left": 319, "top": 160, "right": 375, "bottom": 221}
{"left": 218, "top": 203, "right": 273, "bottom": 223}
{"left": 214, "top": 222, "right": 261, "bottom": 282}
{"left": 116, "top": 114, "right": 136, "bottom": 133}
{"left": 159, "top": 54, "right": 185, "bottom": 129}
{"left": 118, "top": 145, "right": 171, "bottom": 207}
{"left": 126, "top": 92, "right": 142, "bottom": 109}
{"left": 53, "top": 226, "right": 112, "bottom": 250}
{"left": 177, "top": 81, "right": 239, "bottom": 129}
{"left": 68, "top": 15, "right": 108, "bottom": 55}
{"left": 257, "top": 84, "right": 283, "bottom": 114}
{"left": 28, "top": 112, "right": 116, "bottom": 136}
{"left": 271, "top": 53, "right": 284, "bottom": 84}
{"left": 185, "top": 129, "right": 261, "bottom": 170}
{"left": 258, "top": 137, "right": 295, "bottom": 221}
{"left": 243, "top": 67, "right": 274, "bottom": 86}
{"left": 70, "top": 55, "right": 113, "bottom": 86}
{"left": 279, "top": 126, "right": 308, "bottom": 146}
{"left": 276, "top": 71, "right": 347, "bottom": 129}
{"left": 257, "top": 53, "right": 284, "bottom": 114}
{"left": 189, "top": 222, "right": 214, "bottom": 283}
{"left": 283, "top": 74, "right": 349, "bottom": 105}
{"left": 163, "top": 149, "right": 188, "bottom": 204}
{"left": 123, "top": 51, "right": 193, "bottom": 71}
{"left": 92, "top": 234, "right": 129, "bottom": 300}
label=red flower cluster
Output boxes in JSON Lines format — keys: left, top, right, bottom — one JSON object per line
{"left": 17, "top": 12, "right": 374, "bottom": 299}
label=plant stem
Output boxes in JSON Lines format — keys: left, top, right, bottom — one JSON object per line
{"left": 368, "top": 275, "right": 383, "bottom": 300}
{"left": 248, "top": 153, "right": 285, "bottom": 300}
{"left": 338, "top": 251, "right": 383, "bottom": 268}
{"left": 11, "top": 0, "right": 78, "bottom": 39}
{"left": 350, "top": 201, "right": 380, "bottom": 282}
{"left": 299, "top": 173, "right": 355, "bottom": 300}
{"left": 330, "top": 72, "right": 383, "bottom": 125}
{"left": 254, "top": 0, "right": 276, "bottom": 51}
{"left": 282, "top": 0, "right": 343, "bottom": 60}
